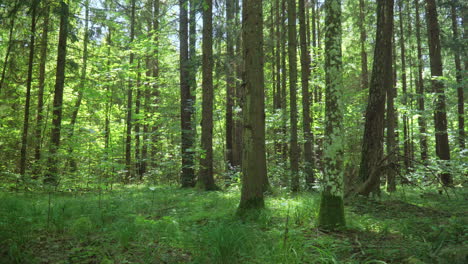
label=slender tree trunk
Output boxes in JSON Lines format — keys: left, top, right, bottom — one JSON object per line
{"left": 232, "top": 0, "right": 242, "bottom": 169}
{"left": 415, "top": 0, "right": 428, "bottom": 161}
{"left": 46, "top": 1, "right": 69, "bottom": 185}
{"left": 226, "top": 0, "right": 235, "bottom": 169}
{"left": 357, "top": 0, "right": 394, "bottom": 196}
{"left": 299, "top": 0, "right": 314, "bottom": 188}
{"left": 68, "top": 0, "right": 90, "bottom": 172}
{"left": 288, "top": 0, "right": 299, "bottom": 192}
{"left": 359, "top": 0, "right": 369, "bottom": 90}
{"left": 0, "top": 1, "right": 18, "bottom": 93}
{"left": 125, "top": 0, "right": 136, "bottom": 182}
{"left": 104, "top": 29, "right": 112, "bottom": 158}
{"left": 450, "top": 2, "right": 465, "bottom": 150}
{"left": 238, "top": 0, "right": 267, "bottom": 213}
{"left": 34, "top": 3, "right": 50, "bottom": 170}
{"left": 151, "top": 0, "right": 161, "bottom": 169}
{"left": 386, "top": 36, "right": 397, "bottom": 193}
{"left": 274, "top": 0, "right": 282, "bottom": 155}
{"left": 135, "top": 61, "right": 142, "bottom": 179}
{"left": 425, "top": 0, "right": 452, "bottom": 186}
{"left": 198, "top": 0, "right": 217, "bottom": 190}
{"left": 180, "top": 0, "right": 196, "bottom": 187}
{"left": 19, "top": 0, "right": 38, "bottom": 177}
{"left": 318, "top": 0, "right": 345, "bottom": 229}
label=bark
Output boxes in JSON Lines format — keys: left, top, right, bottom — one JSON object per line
{"left": 386, "top": 36, "right": 397, "bottom": 192}
{"left": 280, "top": 0, "right": 288, "bottom": 165}
{"left": 19, "top": 0, "right": 38, "bottom": 176}
{"left": 238, "top": 0, "right": 267, "bottom": 213}
{"left": 318, "top": 0, "right": 345, "bottom": 229}
{"left": 125, "top": 0, "right": 136, "bottom": 182}
{"left": 425, "top": 0, "right": 452, "bottom": 186}
{"left": 45, "top": 1, "right": 69, "bottom": 185}
{"left": 198, "top": 0, "right": 217, "bottom": 190}
{"left": 135, "top": 61, "right": 142, "bottom": 179}
{"left": 226, "top": 0, "right": 235, "bottom": 168}
{"left": 232, "top": 0, "right": 242, "bottom": 169}
{"left": 358, "top": 0, "right": 394, "bottom": 196}
{"left": 358, "top": 0, "right": 369, "bottom": 90}
{"left": 299, "top": 0, "right": 315, "bottom": 188}
{"left": 34, "top": 3, "right": 50, "bottom": 168}
{"left": 180, "top": 0, "right": 196, "bottom": 187}
{"left": 415, "top": 0, "right": 428, "bottom": 161}
{"left": 288, "top": 0, "right": 299, "bottom": 192}
{"left": 450, "top": 2, "right": 465, "bottom": 150}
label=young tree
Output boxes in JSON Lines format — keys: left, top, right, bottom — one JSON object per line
{"left": 425, "top": 0, "right": 451, "bottom": 186}
{"left": 238, "top": 0, "right": 267, "bottom": 213}
{"left": 318, "top": 0, "right": 345, "bottom": 229}
{"left": 198, "top": 0, "right": 217, "bottom": 190}
{"left": 0, "top": 1, "right": 19, "bottom": 93}
{"left": 45, "top": 1, "right": 69, "bottom": 184}
{"left": 19, "top": 0, "right": 38, "bottom": 176}
{"left": 225, "top": 0, "right": 235, "bottom": 168}
{"left": 125, "top": 0, "right": 136, "bottom": 182}
{"left": 357, "top": 0, "right": 394, "bottom": 196}
{"left": 288, "top": 0, "right": 299, "bottom": 192}
{"left": 299, "top": 0, "right": 315, "bottom": 188}
{"left": 180, "top": 0, "right": 196, "bottom": 187}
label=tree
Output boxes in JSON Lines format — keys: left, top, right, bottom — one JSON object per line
{"left": 425, "top": 0, "right": 452, "bottom": 186}
{"left": 318, "top": 0, "right": 345, "bottom": 229}
{"left": 0, "top": 1, "right": 20, "bottom": 93}
{"left": 288, "top": 0, "right": 299, "bottom": 192}
{"left": 299, "top": 0, "right": 315, "bottom": 188}
{"left": 19, "top": 0, "right": 38, "bottom": 177}
{"left": 45, "top": 1, "right": 69, "bottom": 185}
{"left": 226, "top": 0, "right": 235, "bottom": 169}
{"left": 358, "top": 0, "right": 369, "bottom": 90}
{"left": 238, "top": 0, "right": 267, "bottom": 213}
{"left": 180, "top": 0, "right": 196, "bottom": 187}
{"left": 198, "top": 0, "right": 217, "bottom": 190}
{"left": 357, "top": 0, "right": 394, "bottom": 196}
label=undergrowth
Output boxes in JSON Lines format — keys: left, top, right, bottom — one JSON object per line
{"left": 0, "top": 185, "right": 466, "bottom": 263}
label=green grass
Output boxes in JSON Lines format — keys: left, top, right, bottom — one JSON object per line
{"left": 0, "top": 185, "right": 467, "bottom": 263}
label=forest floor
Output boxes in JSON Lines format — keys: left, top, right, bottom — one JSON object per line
{"left": 0, "top": 185, "right": 467, "bottom": 264}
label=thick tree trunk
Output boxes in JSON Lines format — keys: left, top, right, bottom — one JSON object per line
{"left": 299, "top": 0, "right": 315, "bottom": 188}
{"left": 288, "top": 0, "right": 299, "bottom": 192}
{"left": 19, "top": 0, "right": 38, "bottom": 177}
{"left": 198, "top": 0, "right": 217, "bottom": 190}
{"left": 46, "top": 1, "right": 69, "bottom": 185}
{"left": 425, "top": 0, "right": 452, "bottom": 186}
{"left": 318, "top": 0, "right": 345, "bottom": 229}
{"left": 415, "top": 0, "right": 428, "bottom": 161}
{"left": 238, "top": 0, "right": 267, "bottom": 213}
{"left": 358, "top": 0, "right": 394, "bottom": 197}
{"left": 180, "top": 0, "right": 195, "bottom": 187}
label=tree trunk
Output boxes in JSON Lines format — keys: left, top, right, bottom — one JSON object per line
{"left": 450, "top": 2, "right": 465, "bottom": 150}
{"left": 318, "top": 0, "right": 345, "bottom": 229}
{"left": 19, "top": 0, "right": 38, "bottom": 177}
{"left": 238, "top": 0, "right": 267, "bottom": 213}
{"left": 288, "top": 0, "right": 299, "bottom": 192}
{"left": 125, "top": 0, "right": 136, "bottom": 182}
{"left": 226, "top": 0, "right": 235, "bottom": 169}
{"left": 357, "top": 0, "right": 394, "bottom": 197}
{"left": 425, "top": 0, "right": 452, "bottom": 186}
{"left": 180, "top": 0, "right": 196, "bottom": 187}
{"left": 135, "top": 61, "right": 142, "bottom": 179}
{"left": 151, "top": 0, "right": 161, "bottom": 169}
{"left": 0, "top": 1, "right": 19, "bottom": 93}
{"left": 198, "top": 0, "right": 217, "bottom": 190}
{"left": 415, "top": 0, "right": 428, "bottom": 162}
{"left": 34, "top": 3, "right": 50, "bottom": 170}
{"left": 299, "top": 0, "right": 314, "bottom": 188}
{"left": 386, "top": 36, "right": 397, "bottom": 193}
{"left": 281, "top": 0, "right": 288, "bottom": 167}
{"left": 45, "top": 1, "right": 69, "bottom": 185}
{"left": 358, "top": 0, "right": 368, "bottom": 90}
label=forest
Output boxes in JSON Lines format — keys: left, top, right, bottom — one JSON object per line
{"left": 0, "top": 0, "right": 467, "bottom": 263}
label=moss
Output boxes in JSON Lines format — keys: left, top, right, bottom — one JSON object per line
{"left": 318, "top": 192, "right": 345, "bottom": 230}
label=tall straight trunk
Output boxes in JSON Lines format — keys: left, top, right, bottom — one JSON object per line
{"left": 0, "top": 1, "right": 19, "bottom": 93}
{"left": 68, "top": 0, "right": 90, "bottom": 172}
{"left": 46, "top": 1, "right": 69, "bottom": 185}
{"left": 270, "top": 3, "right": 276, "bottom": 113}
{"left": 238, "top": 0, "right": 267, "bottom": 213}
{"left": 232, "top": 0, "right": 242, "bottom": 168}
{"left": 225, "top": 0, "right": 235, "bottom": 168}
{"left": 19, "top": 0, "right": 38, "bottom": 176}
{"left": 299, "top": 0, "right": 314, "bottom": 188}
{"left": 180, "top": 0, "right": 195, "bottom": 187}
{"left": 105, "top": 29, "right": 112, "bottom": 156}
{"left": 415, "top": 0, "right": 428, "bottom": 161}
{"left": 318, "top": 0, "right": 345, "bottom": 229}
{"left": 450, "top": 2, "right": 465, "bottom": 150}
{"left": 425, "top": 0, "right": 451, "bottom": 186}
{"left": 151, "top": 0, "right": 161, "bottom": 169}
{"left": 189, "top": 0, "right": 197, "bottom": 142}
{"left": 199, "top": 0, "right": 217, "bottom": 190}
{"left": 359, "top": 0, "right": 369, "bottom": 90}
{"left": 274, "top": 0, "right": 282, "bottom": 154}
{"left": 280, "top": 0, "right": 288, "bottom": 164}
{"left": 358, "top": 0, "right": 394, "bottom": 196}
{"left": 135, "top": 61, "right": 142, "bottom": 179}
{"left": 125, "top": 0, "right": 136, "bottom": 182}
{"left": 288, "top": 0, "right": 299, "bottom": 192}
{"left": 386, "top": 36, "right": 397, "bottom": 192}
{"left": 34, "top": 3, "right": 50, "bottom": 167}
{"left": 398, "top": 0, "right": 410, "bottom": 171}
